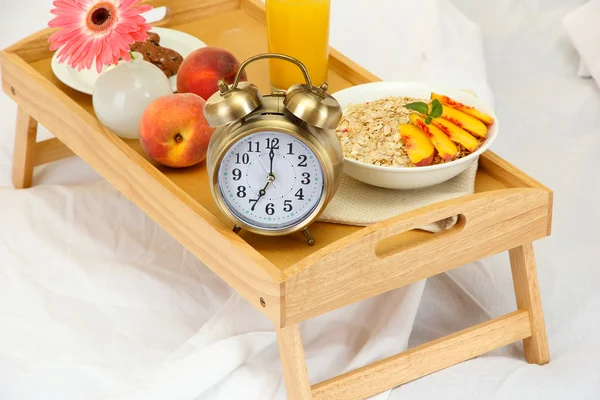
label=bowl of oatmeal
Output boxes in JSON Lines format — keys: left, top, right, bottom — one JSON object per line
{"left": 332, "top": 81, "right": 498, "bottom": 189}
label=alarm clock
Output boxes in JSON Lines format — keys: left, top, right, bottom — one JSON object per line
{"left": 203, "top": 53, "right": 343, "bottom": 245}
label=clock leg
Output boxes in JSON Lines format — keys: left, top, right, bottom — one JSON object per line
{"left": 301, "top": 228, "right": 315, "bottom": 246}
{"left": 233, "top": 225, "right": 242, "bottom": 234}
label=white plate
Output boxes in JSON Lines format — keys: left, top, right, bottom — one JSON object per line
{"left": 51, "top": 27, "right": 206, "bottom": 95}
{"left": 331, "top": 81, "right": 499, "bottom": 189}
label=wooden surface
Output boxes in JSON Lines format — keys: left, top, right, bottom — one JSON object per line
{"left": 311, "top": 310, "right": 532, "bottom": 400}
{"left": 479, "top": 152, "right": 553, "bottom": 236}
{"left": 5, "top": 28, "right": 56, "bottom": 64}
{"left": 19, "top": 6, "right": 354, "bottom": 273}
{"left": 1, "top": 51, "right": 285, "bottom": 325}
{"left": 276, "top": 324, "right": 312, "bottom": 400}
{"left": 142, "top": 0, "right": 240, "bottom": 27}
{"left": 510, "top": 243, "right": 551, "bottom": 364}
{"left": 2, "top": 0, "right": 552, "bottom": 327}
{"left": 34, "top": 138, "right": 75, "bottom": 166}
{"left": 27, "top": 8, "right": 354, "bottom": 112}
{"left": 283, "top": 188, "right": 551, "bottom": 324}
{"left": 12, "top": 107, "right": 37, "bottom": 189}
{"left": 3, "top": 1, "right": 553, "bottom": 396}
{"left": 19, "top": 6, "right": 549, "bottom": 277}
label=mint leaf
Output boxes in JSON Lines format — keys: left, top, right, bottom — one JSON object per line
{"left": 430, "top": 99, "right": 443, "bottom": 119}
{"left": 425, "top": 116, "right": 433, "bottom": 125}
{"left": 404, "top": 102, "right": 429, "bottom": 115}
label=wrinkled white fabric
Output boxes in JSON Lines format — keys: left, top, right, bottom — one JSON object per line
{"left": 563, "top": 1, "right": 600, "bottom": 85}
{"left": 578, "top": 60, "right": 592, "bottom": 78}
{"left": 1, "top": 0, "right": 598, "bottom": 399}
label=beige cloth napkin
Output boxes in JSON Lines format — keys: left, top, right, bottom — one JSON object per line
{"left": 317, "top": 159, "right": 478, "bottom": 232}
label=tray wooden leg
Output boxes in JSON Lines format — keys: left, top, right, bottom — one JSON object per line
{"left": 509, "top": 242, "right": 550, "bottom": 365}
{"left": 276, "top": 324, "right": 312, "bottom": 400}
{"left": 12, "top": 107, "right": 38, "bottom": 189}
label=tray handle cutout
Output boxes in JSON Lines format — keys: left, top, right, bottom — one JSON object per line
{"left": 375, "top": 214, "right": 466, "bottom": 259}
{"left": 294, "top": 189, "right": 548, "bottom": 277}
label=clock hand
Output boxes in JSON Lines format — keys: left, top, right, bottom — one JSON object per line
{"left": 249, "top": 148, "right": 277, "bottom": 212}
{"left": 269, "top": 148, "right": 275, "bottom": 178}
{"left": 250, "top": 181, "right": 270, "bottom": 211}
{"left": 252, "top": 153, "right": 276, "bottom": 188}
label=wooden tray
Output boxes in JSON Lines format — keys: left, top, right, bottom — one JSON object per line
{"left": 1, "top": 1, "right": 553, "bottom": 399}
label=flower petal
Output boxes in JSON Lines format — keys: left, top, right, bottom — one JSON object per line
{"left": 128, "top": 31, "right": 147, "bottom": 42}
{"left": 69, "top": 37, "right": 98, "bottom": 69}
{"left": 99, "top": 43, "right": 113, "bottom": 66}
{"left": 53, "top": 0, "right": 85, "bottom": 10}
{"left": 133, "top": 4, "right": 153, "bottom": 13}
{"left": 115, "top": 22, "right": 137, "bottom": 33}
{"left": 120, "top": 7, "right": 149, "bottom": 18}
{"left": 57, "top": 37, "right": 82, "bottom": 62}
{"left": 85, "top": 52, "right": 94, "bottom": 70}
{"left": 63, "top": 37, "right": 91, "bottom": 67}
{"left": 118, "top": 0, "right": 141, "bottom": 10}
{"left": 48, "top": 15, "right": 82, "bottom": 28}
{"left": 47, "top": 0, "right": 154, "bottom": 72}
{"left": 95, "top": 56, "right": 103, "bottom": 73}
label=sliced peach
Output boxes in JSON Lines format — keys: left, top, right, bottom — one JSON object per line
{"left": 431, "top": 93, "right": 494, "bottom": 125}
{"left": 431, "top": 117, "right": 479, "bottom": 152}
{"left": 439, "top": 105, "right": 488, "bottom": 138}
{"left": 398, "top": 124, "right": 435, "bottom": 166}
{"left": 410, "top": 114, "right": 458, "bottom": 161}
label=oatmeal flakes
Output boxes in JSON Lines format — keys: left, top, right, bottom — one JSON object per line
{"left": 336, "top": 96, "right": 427, "bottom": 167}
{"left": 336, "top": 96, "right": 486, "bottom": 167}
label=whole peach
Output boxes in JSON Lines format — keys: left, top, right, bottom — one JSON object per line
{"left": 139, "top": 93, "right": 215, "bottom": 168}
{"left": 177, "top": 47, "right": 247, "bottom": 100}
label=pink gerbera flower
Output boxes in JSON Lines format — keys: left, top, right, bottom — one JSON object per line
{"left": 48, "top": 0, "right": 153, "bottom": 73}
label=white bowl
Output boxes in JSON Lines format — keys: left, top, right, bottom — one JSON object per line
{"left": 331, "top": 81, "right": 499, "bottom": 189}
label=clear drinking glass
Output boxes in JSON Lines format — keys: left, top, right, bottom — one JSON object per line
{"left": 266, "top": 0, "right": 331, "bottom": 91}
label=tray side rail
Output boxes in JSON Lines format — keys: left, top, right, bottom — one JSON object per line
{"left": 0, "top": 50, "right": 285, "bottom": 323}
{"left": 282, "top": 187, "right": 552, "bottom": 325}
{"left": 479, "top": 152, "right": 553, "bottom": 236}
{"left": 141, "top": 0, "right": 240, "bottom": 26}
{"left": 310, "top": 310, "right": 532, "bottom": 400}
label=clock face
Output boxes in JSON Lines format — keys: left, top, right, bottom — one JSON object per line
{"left": 218, "top": 131, "right": 324, "bottom": 231}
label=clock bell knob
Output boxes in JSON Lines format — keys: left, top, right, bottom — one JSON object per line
{"left": 203, "top": 80, "right": 262, "bottom": 127}
{"left": 284, "top": 82, "right": 343, "bottom": 130}
{"left": 217, "top": 80, "right": 229, "bottom": 94}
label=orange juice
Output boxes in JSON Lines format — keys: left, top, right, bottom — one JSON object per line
{"left": 266, "top": 0, "right": 331, "bottom": 90}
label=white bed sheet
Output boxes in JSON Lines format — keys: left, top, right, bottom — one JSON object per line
{"left": 1, "top": 0, "right": 599, "bottom": 399}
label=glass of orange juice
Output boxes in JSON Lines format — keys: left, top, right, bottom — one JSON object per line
{"left": 266, "top": 0, "right": 331, "bottom": 91}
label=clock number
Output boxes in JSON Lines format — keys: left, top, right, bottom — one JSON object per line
{"left": 266, "top": 203, "right": 275, "bottom": 215}
{"left": 298, "top": 154, "right": 308, "bottom": 167}
{"left": 295, "top": 188, "right": 305, "bottom": 200}
{"left": 266, "top": 138, "right": 280, "bottom": 150}
{"left": 287, "top": 143, "right": 294, "bottom": 155}
{"left": 249, "top": 198, "right": 258, "bottom": 211}
{"left": 283, "top": 200, "right": 293, "bottom": 212}
{"left": 232, "top": 168, "right": 242, "bottom": 181}
{"left": 301, "top": 172, "right": 310, "bottom": 185}
{"left": 247, "top": 141, "right": 260, "bottom": 152}
{"left": 235, "top": 153, "right": 250, "bottom": 164}
{"left": 237, "top": 186, "right": 247, "bottom": 198}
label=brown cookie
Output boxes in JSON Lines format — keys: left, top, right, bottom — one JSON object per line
{"left": 147, "top": 31, "right": 160, "bottom": 45}
{"left": 130, "top": 31, "right": 160, "bottom": 52}
{"left": 130, "top": 32, "right": 183, "bottom": 78}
